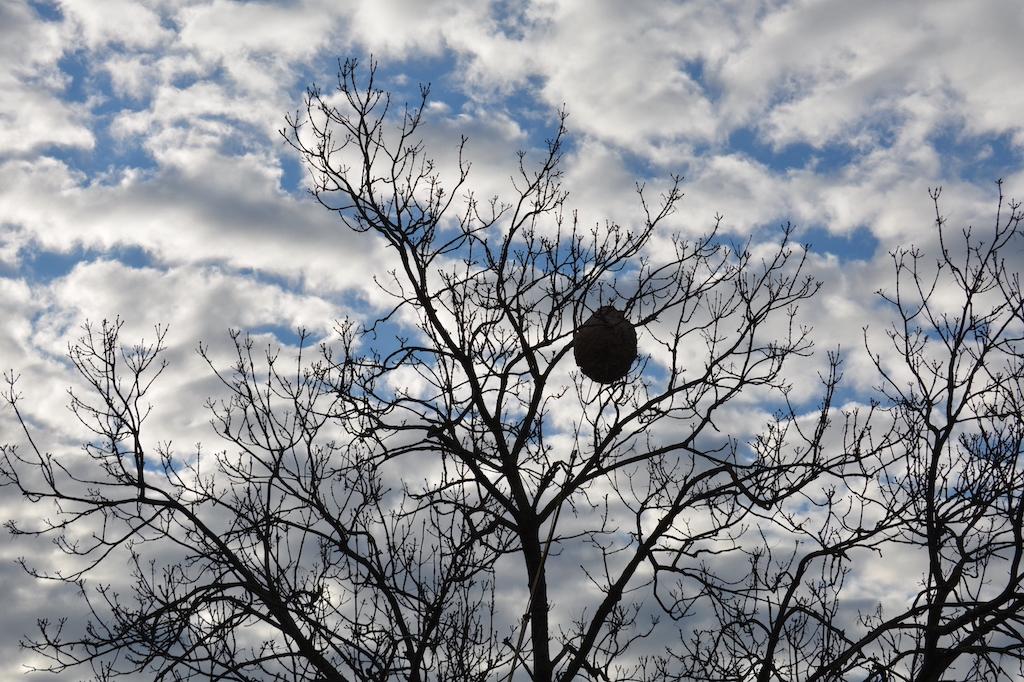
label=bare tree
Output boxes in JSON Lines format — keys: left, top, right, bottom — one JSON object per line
{"left": 855, "top": 181, "right": 1024, "bottom": 682}
{"left": 3, "top": 58, "right": 871, "bottom": 681}
{"left": 668, "top": 182, "right": 1024, "bottom": 682}
{"left": 4, "top": 321, "right": 504, "bottom": 681}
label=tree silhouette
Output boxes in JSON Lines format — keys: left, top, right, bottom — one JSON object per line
{"left": 3, "top": 58, "right": 1022, "bottom": 681}
{"left": 667, "top": 183, "right": 1024, "bottom": 682}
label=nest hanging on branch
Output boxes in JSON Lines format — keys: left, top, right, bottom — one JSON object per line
{"left": 573, "top": 306, "right": 638, "bottom": 384}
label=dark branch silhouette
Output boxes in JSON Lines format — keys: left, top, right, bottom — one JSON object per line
{"left": 3, "top": 58, "right": 1022, "bottom": 682}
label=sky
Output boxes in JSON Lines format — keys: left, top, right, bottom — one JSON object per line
{"left": 2, "top": 0, "right": 1024, "bottom": 678}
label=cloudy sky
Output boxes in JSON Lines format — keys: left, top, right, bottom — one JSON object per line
{"left": 2, "top": 0, "right": 1024, "bottom": 678}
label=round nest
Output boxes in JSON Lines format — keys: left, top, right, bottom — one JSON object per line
{"left": 573, "top": 306, "right": 638, "bottom": 384}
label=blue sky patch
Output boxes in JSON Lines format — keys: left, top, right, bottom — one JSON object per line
{"left": 26, "top": 0, "right": 60, "bottom": 21}
{"left": 728, "top": 126, "right": 860, "bottom": 175}
{"left": 800, "top": 224, "right": 879, "bottom": 262}
{"left": 931, "top": 126, "right": 1023, "bottom": 185}
{"left": 11, "top": 243, "right": 155, "bottom": 283}
{"left": 41, "top": 48, "right": 158, "bottom": 178}
{"left": 278, "top": 153, "right": 308, "bottom": 194}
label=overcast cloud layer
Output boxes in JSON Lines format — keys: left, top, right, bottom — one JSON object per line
{"left": 2, "top": 0, "right": 1024, "bottom": 678}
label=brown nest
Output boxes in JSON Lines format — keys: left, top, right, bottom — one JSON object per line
{"left": 573, "top": 306, "right": 637, "bottom": 384}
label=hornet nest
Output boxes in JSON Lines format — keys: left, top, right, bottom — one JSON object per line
{"left": 573, "top": 306, "right": 637, "bottom": 384}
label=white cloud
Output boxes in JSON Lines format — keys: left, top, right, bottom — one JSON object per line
{"left": 0, "top": 149, "right": 391, "bottom": 294}
{"left": 718, "top": 0, "right": 1024, "bottom": 151}
{"left": 0, "top": 2, "right": 94, "bottom": 155}
{"left": 59, "top": 0, "right": 172, "bottom": 50}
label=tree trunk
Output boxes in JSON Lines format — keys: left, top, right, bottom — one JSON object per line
{"left": 521, "top": 522, "right": 553, "bottom": 682}
{"left": 914, "top": 645, "right": 954, "bottom": 682}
